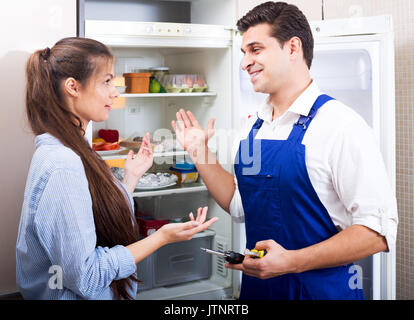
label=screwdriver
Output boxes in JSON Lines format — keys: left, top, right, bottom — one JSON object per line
{"left": 245, "top": 249, "right": 267, "bottom": 258}
{"left": 200, "top": 248, "right": 267, "bottom": 264}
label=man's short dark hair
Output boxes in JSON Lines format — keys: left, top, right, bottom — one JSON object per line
{"left": 237, "top": 1, "right": 314, "bottom": 69}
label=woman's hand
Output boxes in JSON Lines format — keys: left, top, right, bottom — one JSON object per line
{"left": 158, "top": 207, "right": 218, "bottom": 245}
{"left": 122, "top": 132, "right": 153, "bottom": 193}
{"left": 171, "top": 109, "right": 215, "bottom": 163}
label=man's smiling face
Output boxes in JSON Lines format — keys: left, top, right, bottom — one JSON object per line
{"left": 240, "top": 23, "right": 291, "bottom": 95}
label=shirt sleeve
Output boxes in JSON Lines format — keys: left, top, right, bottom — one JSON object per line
{"left": 330, "top": 117, "right": 398, "bottom": 252}
{"left": 34, "top": 168, "right": 137, "bottom": 299}
{"left": 229, "top": 176, "right": 245, "bottom": 223}
{"left": 228, "top": 122, "right": 250, "bottom": 222}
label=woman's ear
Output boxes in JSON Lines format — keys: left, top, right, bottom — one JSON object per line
{"left": 63, "top": 77, "right": 80, "bottom": 97}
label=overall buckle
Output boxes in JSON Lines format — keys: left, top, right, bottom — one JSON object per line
{"left": 295, "top": 116, "right": 310, "bottom": 130}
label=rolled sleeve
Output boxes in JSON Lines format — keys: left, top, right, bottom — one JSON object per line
{"left": 331, "top": 118, "right": 398, "bottom": 252}
{"left": 108, "top": 245, "right": 136, "bottom": 280}
{"left": 229, "top": 176, "right": 245, "bottom": 223}
{"left": 352, "top": 203, "right": 398, "bottom": 253}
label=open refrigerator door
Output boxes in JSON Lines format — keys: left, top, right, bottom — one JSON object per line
{"left": 310, "top": 15, "right": 396, "bottom": 300}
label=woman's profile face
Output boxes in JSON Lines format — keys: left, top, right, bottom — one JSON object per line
{"left": 73, "top": 58, "right": 120, "bottom": 129}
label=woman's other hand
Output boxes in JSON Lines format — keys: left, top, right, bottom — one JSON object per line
{"left": 122, "top": 132, "right": 153, "bottom": 193}
{"left": 159, "top": 207, "right": 218, "bottom": 245}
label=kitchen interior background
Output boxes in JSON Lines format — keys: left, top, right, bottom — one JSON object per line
{"left": 0, "top": 0, "right": 413, "bottom": 299}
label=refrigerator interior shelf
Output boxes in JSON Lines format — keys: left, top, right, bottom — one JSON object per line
{"left": 184, "top": 229, "right": 215, "bottom": 239}
{"left": 136, "top": 278, "right": 230, "bottom": 300}
{"left": 133, "top": 182, "right": 207, "bottom": 198}
{"left": 120, "top": 92, "right": 217, "bottom": 98}
{"left": 100, "top": 150, "right": 188, "bottom": 160}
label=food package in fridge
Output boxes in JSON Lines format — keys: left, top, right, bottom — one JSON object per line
{"left": 98, "top": 129, "right": 119, "bottom": 143}
{"left": 123, "top": 72, "right": 152, "bottom": 93}
{"left": 137, "top": 216, "right": 169, "bottom": 237}
{"left": 136, "top": 172, "right": 178, "bottom": 189}
{"left": 119, "top": 134, "right": 174, "bottom": 153}
{"left": 149, "top": 67, "right": 170, "bottom": 78}
{"left": 161, "top": 74, "right": 208, "bottom": 93}
{"left": 169, "top": 167, "right": 198, "bottom": 184}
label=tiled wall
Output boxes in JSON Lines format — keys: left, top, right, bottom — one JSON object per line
{"left": 237, "top": 0, "right": 322, "bottom": 20}
{"left": 236, "top": 0, "right": 414, "bottom": 299}
{"left": 324, "top": 0, "right": 414, "bottom": 301}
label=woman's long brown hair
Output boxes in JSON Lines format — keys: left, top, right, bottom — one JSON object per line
{"left": 25, "top": 37, "right": 138, "bottom": 300}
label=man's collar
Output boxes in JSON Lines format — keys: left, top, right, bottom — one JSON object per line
{"left": 258, "top": 80, "right": 322, "bottom": 123}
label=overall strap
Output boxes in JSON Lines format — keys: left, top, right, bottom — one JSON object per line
{"left": 248, "top": 117, "right": 265, "bottom": 141}
{"left": 288, "top": 94, "right": 334, "bottom": 143}
{"left": 237, "top": 116, "right": 264, "bottom": 163}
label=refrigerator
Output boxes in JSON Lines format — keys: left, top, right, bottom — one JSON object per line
{"left": 81, "top": 1, "right": 395, "bottom": 300}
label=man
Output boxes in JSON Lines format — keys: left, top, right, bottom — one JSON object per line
{"left": 172, "top": 1, "right": 398, "bottom": 299}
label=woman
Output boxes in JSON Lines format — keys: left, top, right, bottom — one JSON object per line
{"left": 16, "top": 37, "right": 217, "bottom": 300}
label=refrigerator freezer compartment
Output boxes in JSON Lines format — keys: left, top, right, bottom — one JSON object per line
{"left": 85, "top": 20, "right": 232, "bottom": 48}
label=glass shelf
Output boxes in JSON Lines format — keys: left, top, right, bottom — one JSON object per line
{"left": 119, "top": 91, "right": 216, "bottom": 98}
{"left": 132, "top": 182, "right": 207, "bottom": 198}
{"left": 99, "top": 150, "right": 187, "bottom": 161}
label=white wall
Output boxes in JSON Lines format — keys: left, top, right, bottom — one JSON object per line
{"left": 0, "top": 0, "right": 77, "bottom": 295}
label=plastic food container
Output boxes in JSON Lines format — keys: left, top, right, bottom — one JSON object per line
{"left": 137, "top": 216, "right": 169, "bottom": 237}
{"left": 161, "top": 74, "right": 208, "bottom": 93}
{"left": 136, "top": 234, "right": 213, "bottom": 292}
{"left": 149, "top": 67, "right": 170, "bottom": 78}
{"left": 136, "top": 253, "right": 154, "bottom": 292}
{"left": 173, "top": 159, "right": 195, "bottom": 170}
{"left": 170, "top": 167, "right": 198, "bottom": 183}
{"left": 152, "top": 234, "right": 213, "bottom": 287}
{"left": 123, "top": 72, "right": 152, "bottom": 93}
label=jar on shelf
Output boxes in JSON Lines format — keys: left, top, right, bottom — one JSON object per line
{"left": 149, "top": 67, "right": 170, "bottom": 78}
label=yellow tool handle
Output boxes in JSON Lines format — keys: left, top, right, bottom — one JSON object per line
{"left": 251, "top": 249, "right": 266, "bottom": 258}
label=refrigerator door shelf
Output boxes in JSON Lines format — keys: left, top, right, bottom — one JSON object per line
{"left": 312, "top": 37, "right": 381, "bottom": 145}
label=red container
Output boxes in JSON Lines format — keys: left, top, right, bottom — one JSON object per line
{"left": 138, "top": 217, "right": 169, "bottom": 237}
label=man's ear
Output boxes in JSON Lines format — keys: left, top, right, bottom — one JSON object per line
{"left": 63, "top": 77, "right": 80, "bottom": 97}
{"left": 287, "top": 36, "right": 303, "bottom": 62}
